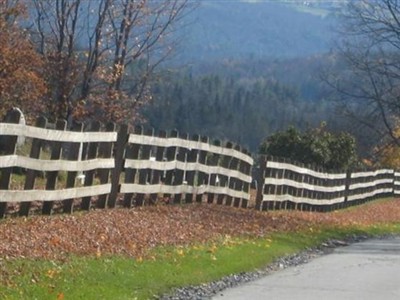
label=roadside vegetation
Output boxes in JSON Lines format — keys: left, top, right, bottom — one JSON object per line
{"left": 1, "top": 198, "right": 400, "bottom": 299}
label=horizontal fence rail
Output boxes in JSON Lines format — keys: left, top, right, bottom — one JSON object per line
{"left": 347, "top": 169, "right": 394, "bottom": 202}
{"left": 256, "top": 156, "right": 398, "bottom": 212}
{"left": 0, "top": 110, "right": 253, "bottom": 217}
{"left": 1, "top": 109, "right": 400, "bottom": 217}
{"left": 120, "top": 127, "right": 253, "bottom": 208}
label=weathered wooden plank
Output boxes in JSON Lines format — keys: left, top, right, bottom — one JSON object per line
{"left": 349, "top": 179, "right": 393, "bottom": 190}
{"left": 0, "top": 155, "right": 114, "bottom": 171}
{"left": 173, "top": 132, "right": 188, "bottom": 204}
{"left": 123, "top": 160, "right": 252, "bottom": 182}
{"left": 135, "top": 128, "right": 153, "bottom": 207}
{"left": 120, "top": 183, "right": 250, "bottom": 200}
{"left": 224, "top": 142, "right": 234, "bottom": 207}
{"left": 0, "top": 123, "right": 117, "bottom": 143}
{"left": 163, "top": 130, "right": 178, "bottom": 203}
{"left": 150, "top": 130, "right": 167, "bottom": 204}
{"left": 264, "top": 178, "right": 346, "bottom": 193}
{"left": 97, "top": 123, "right": 116, "bottom": 209}
{"left": 0, "top": 184, "right": 112, "bottom": 202}
{"left": 184, "top": 134, "right": 199, "bottom": 203}
{"left": 19, "top": 116, "right": 47, "bottom": 216}
{"left": 207, "top": 139, "right": 221, "bottom": 204}
{"left": 108, "top": 124, "right": 129, "bottom": 208}
{"left": 232, "top": 145, "right": 242, "bottom": 208}
{"left": 347, "top": 188, "right": 393, "bottom": 202}
{"left": 42, "top": 120, "right": 67, "bottom": 215}
{"left": 0, "top": 109, "right": 21, "bottom": 217}
{"left": 267, "top": 161, "right": 347, "bottom": 180}
{"left": 81, "top": 121, "right": 101, "bottom": 211}
{"left": 123, "top": 125, "right": 142, "bottom": 208}
{"left": 127, "top": 134, "right": 254, "bottom": 165}
{"left": 351, "top": 169, "right": 394, "bottom": 178}
{"left": 63, "top": 123, "right": 84, "bottom": 214}
{"left": 195, "top": 136, "right": 209, "bottom": 203}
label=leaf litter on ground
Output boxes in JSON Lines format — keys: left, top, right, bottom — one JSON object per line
{"left": 1, "top": 199, "right": 400, "bottom": 261}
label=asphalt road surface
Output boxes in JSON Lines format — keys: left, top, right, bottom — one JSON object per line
{"left": 213, "top": 237, "right": 400, "bottom": 300}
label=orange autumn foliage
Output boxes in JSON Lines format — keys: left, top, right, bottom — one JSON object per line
{"left": 0, "top": 1, "right": 47, "bottom": 122}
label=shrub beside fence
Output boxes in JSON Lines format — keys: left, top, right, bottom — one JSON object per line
{"left": 0, "top": 110, "right": 253, "bottom": 217}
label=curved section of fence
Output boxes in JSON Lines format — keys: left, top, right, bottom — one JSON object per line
{"left": 0, "top": 110, "right": 253, "bottom": 217}
{"left": 347, "top": 169, "right": 394, "bottom": 202}
{"left": 0, "top": 112, "right": 119, "bottom": 217}
{"left": 258, "top": 157, "right": 347, "bottom": 211}
{"left": 1, "top": 109, "right": 399, "bottom": 218}
{"left": 120, "top": 127, "right": 253, "bottom": 208}
{"left": 257, "top": 156, "right": 397, "bottom": 212}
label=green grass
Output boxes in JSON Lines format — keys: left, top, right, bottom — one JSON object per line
{"left": 2, "top": 223, "right": 400, "bottom": 300}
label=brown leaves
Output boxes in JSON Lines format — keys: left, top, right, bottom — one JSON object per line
{"left": 0, "top": 1, "right": 47, "bottom": 121}
{"left": 1, "top": 200, "right": 400, "bottom": 261}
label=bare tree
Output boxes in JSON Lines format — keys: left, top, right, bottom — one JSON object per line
{"left": 29, "top": 0, "right": 82, "bottom": 120}
{"left": 327, "top": 0, "right": 400, "bottom": 148}
{"left": 27, "top": 0, "right": 194, "bottom": 123}
{"left": 101, "top": 0, "right": 193, "bottom": 123}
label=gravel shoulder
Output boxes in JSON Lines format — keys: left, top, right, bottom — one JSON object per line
{"left": 161, "top": 234, "right": 398, "bottom": 300}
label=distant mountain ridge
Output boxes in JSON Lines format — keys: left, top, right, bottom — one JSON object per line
{"left": 175, "top": 0, "right": 341, "bottom": 64}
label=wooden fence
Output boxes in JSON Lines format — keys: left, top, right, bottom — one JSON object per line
{"left": 1, "top": 110, "right": 400, "bottom": 218}
{"left": 0, "top": 110, "right": 253, "bottom": 217}
{"left": 256, "top": 156, "right": 398, "bottom": 212}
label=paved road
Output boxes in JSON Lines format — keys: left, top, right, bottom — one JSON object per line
{"left": 213, "top": 237, "right": 400, "bottom": 300}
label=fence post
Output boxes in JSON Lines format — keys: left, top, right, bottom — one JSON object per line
{"left": 80, "top": 121, "right": 101, "bottom": 211}
{"left": 255, "top": 155, "right": 267, "bottom": 211}
{"left": 344, "top": 169, "right": 352, "bottom": 207}
{"left": 135, "top": 128, "right": 153, "bottom": 206}
{"left": 63, "top": 122, "right": 84, "bottom": 214}
{"left": 240, "top": 148, "right": 251, "bottom": 208}
{"left": 391, "top": 169, "right": 396, "bottom": 196}
{"left": 0, "top": 109, "right": 21, "bottom": 218}
{"left": 232, "top": 145, "right": 242, "bottom": 208}
{"left": 164, "top": 129, "right": 178, "bottom": 203}
{"left": 19, "top": 116, "right": 47, "bottom": 216}
{"left": 96, "top": 122, "right": 116, "bottom": 209}
{"left": 185, "top": 134, "right": 200, "bottom": 203}
{"left": 123, "top": 125, "right": 142, "bottom": 208}
{"left": 173, "top": 132, "right": 188, "bottom": 204}
{"left": 150, "top": 130, "right": 167, "bottom": 204}
{"left": 223, "top": 142, "right": 234, "bottom": 206}
{"left": 42, "top": 120, "right": 67, "bottom": 215}
{"left": 108, "top": 124, "right": 129, "bottom": 208}
{"left": 207, "top": 139, "right": 221, "bottom": 205}
{"left": 196, "top": 136, "right": 209, "bottom": 203}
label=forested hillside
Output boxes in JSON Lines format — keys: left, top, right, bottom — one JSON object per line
{"left": 139, "top": 1, "right": 369, "bottom": 153}
{"left": 142, "top": 68, "right": 349, "bottom": 152}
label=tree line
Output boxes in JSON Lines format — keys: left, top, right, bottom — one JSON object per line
{"left": 141, "top": 71, "right": 346, "bottom": 153}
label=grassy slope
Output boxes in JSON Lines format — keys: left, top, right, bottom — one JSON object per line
{"left": 1, "top": 201, "right": 400, "bottom": 299}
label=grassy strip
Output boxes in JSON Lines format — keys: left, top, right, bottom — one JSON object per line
{"left": 1, "top": 222, "right": 400, "bottom": 300}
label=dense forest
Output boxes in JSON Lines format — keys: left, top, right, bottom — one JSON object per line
{"left": 141, "top": 55, "right": 373, "bottom": 155}
{"left": 140, "top": 1, "right": 372, "bottom": 155}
